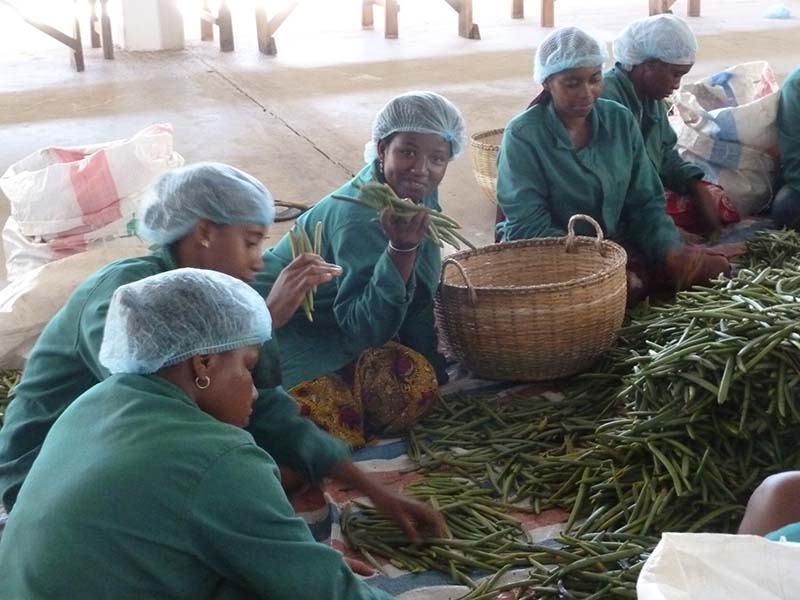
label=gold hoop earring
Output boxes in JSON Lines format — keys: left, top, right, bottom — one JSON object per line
{"left": 200, "top": 240, "right": 210, "bottom": 248}
{"left": 195, "top": 376, "right": 211, "bottom": 390}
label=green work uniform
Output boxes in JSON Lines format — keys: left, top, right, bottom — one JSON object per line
{"left": 0, "top": 374, "right": 390, "bottom": 600}
{"left": 602, "top": 64, "right": 705, "bottom": 195}
{"left": 778, "top": 66, "right": 800, "bottom": 194}
{"left": 496, "top": 98, "right": 681, "bottom": 265}
{"left": 0, "top": 248, "right": 349, "bottom": 511}
{"left": 252, "top": 161, "right": 446, "bottom": 389}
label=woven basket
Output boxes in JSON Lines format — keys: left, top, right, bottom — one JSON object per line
{"left": 469, "top": 128, "right": 504, "bottom": 204}
{"left": 436, "top": 215, "right": 628, "bottom": 382}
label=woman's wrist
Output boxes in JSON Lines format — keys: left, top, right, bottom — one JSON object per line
{"left": 388, "top": 241, "right": 419, "bottom": 254}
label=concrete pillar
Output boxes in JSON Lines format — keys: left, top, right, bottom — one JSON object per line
{"left": 116, "top": 0, "right": 185, "bottom": 51}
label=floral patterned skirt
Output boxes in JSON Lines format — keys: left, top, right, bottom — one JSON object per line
{"left": 288, "top": 342, "right": 439, "bottom": 448}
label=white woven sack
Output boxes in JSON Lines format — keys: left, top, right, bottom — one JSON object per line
{"left": 638, "top": 532, "right": 800, "bottom": 600}
{"left": 669, "top": 62, "right": 781, "bottom": 216}
{"left": 0, "top": 240, "right": 150, "bottom": 369}
{"left": 0, "top": 123, "right": 183, "bottom": 238}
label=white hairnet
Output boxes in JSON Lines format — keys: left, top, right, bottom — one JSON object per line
{"left": 534, "top": 27, "right": 607, "bottom": 84}
{"left": 138, "top": 162, "right": 275, "bottom": 245}
{"left": 99, "top": 268, "right": 272, "bottom": 375}
{"left": 364, "top": 91, "right": 467, "bottom": 163}
{"left": 613, "top": 15, "right": 697, "bottom": 70}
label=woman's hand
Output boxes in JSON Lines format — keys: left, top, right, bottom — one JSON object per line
{"left": 368, "top": 488, "right": 448, "bottom": 543}
{"left": 380, "top": 208, "right": 430, "bottom": 251}
{"left": 344, "top": 556, "right": 375, "bottom": 577}
{"left": 331, "top": 461, "right": 447, "bottom": 544}
{"left": 665, "top": 245, "right": 731, "bottom": 290}
{"left": 689, "top": 180, "right": 723, "bottom": 236}
{"left": 266, "top": 254, "right": 342, "bottom": 328}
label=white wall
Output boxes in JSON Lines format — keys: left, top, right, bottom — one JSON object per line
{"left": 116, "top": 0, "right": 185, "bottom": 51}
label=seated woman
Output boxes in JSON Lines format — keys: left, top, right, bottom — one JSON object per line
{"left": 739, "top": 471, "right": 800, "bottom": 541}
{"left": 0, "top": 269, "right": 404, "bottom": 599}
{"left": 771, "top": 66, "right": 800, "bottom": 229}
{"left": 602, "top": 14, "right": 740, "bottom": 238}
{"left": 254, "top": 91, "right": 467, "bottom": 447}
{"left": 0, "top": 163, "right": 440, "bottom": 534}
{"left": 496, "top": 27, "right": 729, "bottom": 304}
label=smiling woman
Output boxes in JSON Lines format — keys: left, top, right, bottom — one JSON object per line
{"left": 253, "top": 91, "right": 467, "bottom": 447}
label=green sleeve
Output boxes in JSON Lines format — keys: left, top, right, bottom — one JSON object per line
{"left": 779, "top": 70, "right": 800, "bottom": 193}
{"left": 496, "top": 123, "right": 565, "bottom": 241}
{"left": 600, "top": 78, "right": 625, "bottom": 106}
{"left": 247, "top": 338, "right": 351, "bottom": 482}
{"left": 621, "top": 118, "right": 682, "bottom": 265}
{"left": 75, "top": 276, "right": 132, "bottom": 381}
{"left": 189, "top": 445, "right": 392, "bottom": 600}
{"left": 331, "top": 222, "right": 413, "bottom": 349}
{"left": 657, "top": 108, "right": 705, "bottom": 194}
{"left": 397, "top": 291, "right": 448, "bottom": 384}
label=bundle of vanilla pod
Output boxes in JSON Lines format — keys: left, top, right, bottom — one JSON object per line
{"left": 334, "top": 181, "right": 476, "bottom": 251}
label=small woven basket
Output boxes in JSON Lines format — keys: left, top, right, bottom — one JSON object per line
{"left": 469, "top": 128, "right": 504, "bottom": 204}
{"left": 435, "top": 215, "right": 628, "bottom": 381}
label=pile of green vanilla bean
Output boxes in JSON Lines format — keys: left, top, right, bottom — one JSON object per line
{"left": 341, "top": 475, "right": 533, "bottom": 585}
{"left": 342, "top": 230, "right": 800, "bottom": 598}
{"left": 341, "top": 475, "right": 649, "bottom": 598}
{"left": 0, "top": 369, "right": 22, "bottom": 427}
{"left": 333, "top": 181, "right": 476, "bottom": 251}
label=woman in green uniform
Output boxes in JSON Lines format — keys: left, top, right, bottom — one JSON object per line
{"left": 496, "top": 27, "right": 729, "bottom": 303}
{"left": 0, "top": 163, "right": 443, "bottom": 539}
{"left": 253, "top": 91, "right": 467, "bottom": 447}
{"left": 602, "top": 14, "right": 740, "bottom": 238}
{"left": 0, "top": 269, "right": 401, "bottom": 599}
{"left": 772, "top": 67, "right": 800, "bottom": 229}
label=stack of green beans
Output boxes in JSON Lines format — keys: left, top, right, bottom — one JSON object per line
{"left": 341, "top": 475, "right": 532, "bottom": 584}
{"left": 570, "top": 255, "right": 800, "bottom": 536}
{"left": 333, "top": 181, "right": 476, "bottom": 250}
{"left": 343, "top": 230, "right": 800, "bottom": 598}
{"left": 457, "top": 532, "right": 654, "bottom": 600}
{"left": 407, "top": 361, "right": 626, "bottom": 512}
{"left": 342, "top": 476, "right": 651, "bottom": 597}
{"left": 738, "top": 228, "right": 800, "bottom": 269}
{"left": 288, "top": 222, "right": 323, "bottom": 322}
{"left": 0, "top": 369, "right": 22, "bottom": 427}
{"left": 545, "top": 234, "right": 800, "bottom": 542}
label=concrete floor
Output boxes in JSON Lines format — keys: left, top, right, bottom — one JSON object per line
{"left": 2, "top": 0, "right": 800, "bottom": 282}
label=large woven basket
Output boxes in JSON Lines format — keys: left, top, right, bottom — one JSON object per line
{"left": 436, "top": 215, "right": 628, "bottom": 382}
{"left": 469, "top": 128, "right": 504, "bottom": 204}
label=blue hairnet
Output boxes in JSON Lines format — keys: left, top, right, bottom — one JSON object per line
{"left": 99, "top": 268, "right": 272, "bottom": 375}
{"left": 613, "top": 15, "right": 697, "bottom": 71}
{"left": 364, "top": 91, "right": 467, "bottom": 163}
{"left": 138, "top": 162, "right": 275, "bottom": 245}
{"left": 534, "top": 27, "right": 607, "bottom": 84}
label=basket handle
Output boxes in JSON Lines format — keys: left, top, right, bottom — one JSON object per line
{"left": 441, "top": 257, "right": 478, "bottom": 306}
{"left": 566, "top": 214, "right": 606, "bottom": 256}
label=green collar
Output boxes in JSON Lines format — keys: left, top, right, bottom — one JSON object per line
{"left": 151, "top": 244, "right": 179, "bottom": 271}
{"left": 610, "top": 64, "right": 663, "bottom": 124}
{"left": 544, "top": 100, "right": 601, "bottom": 151}
{"left": 114, "top": 373, "right": 198, "bottom": 409}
